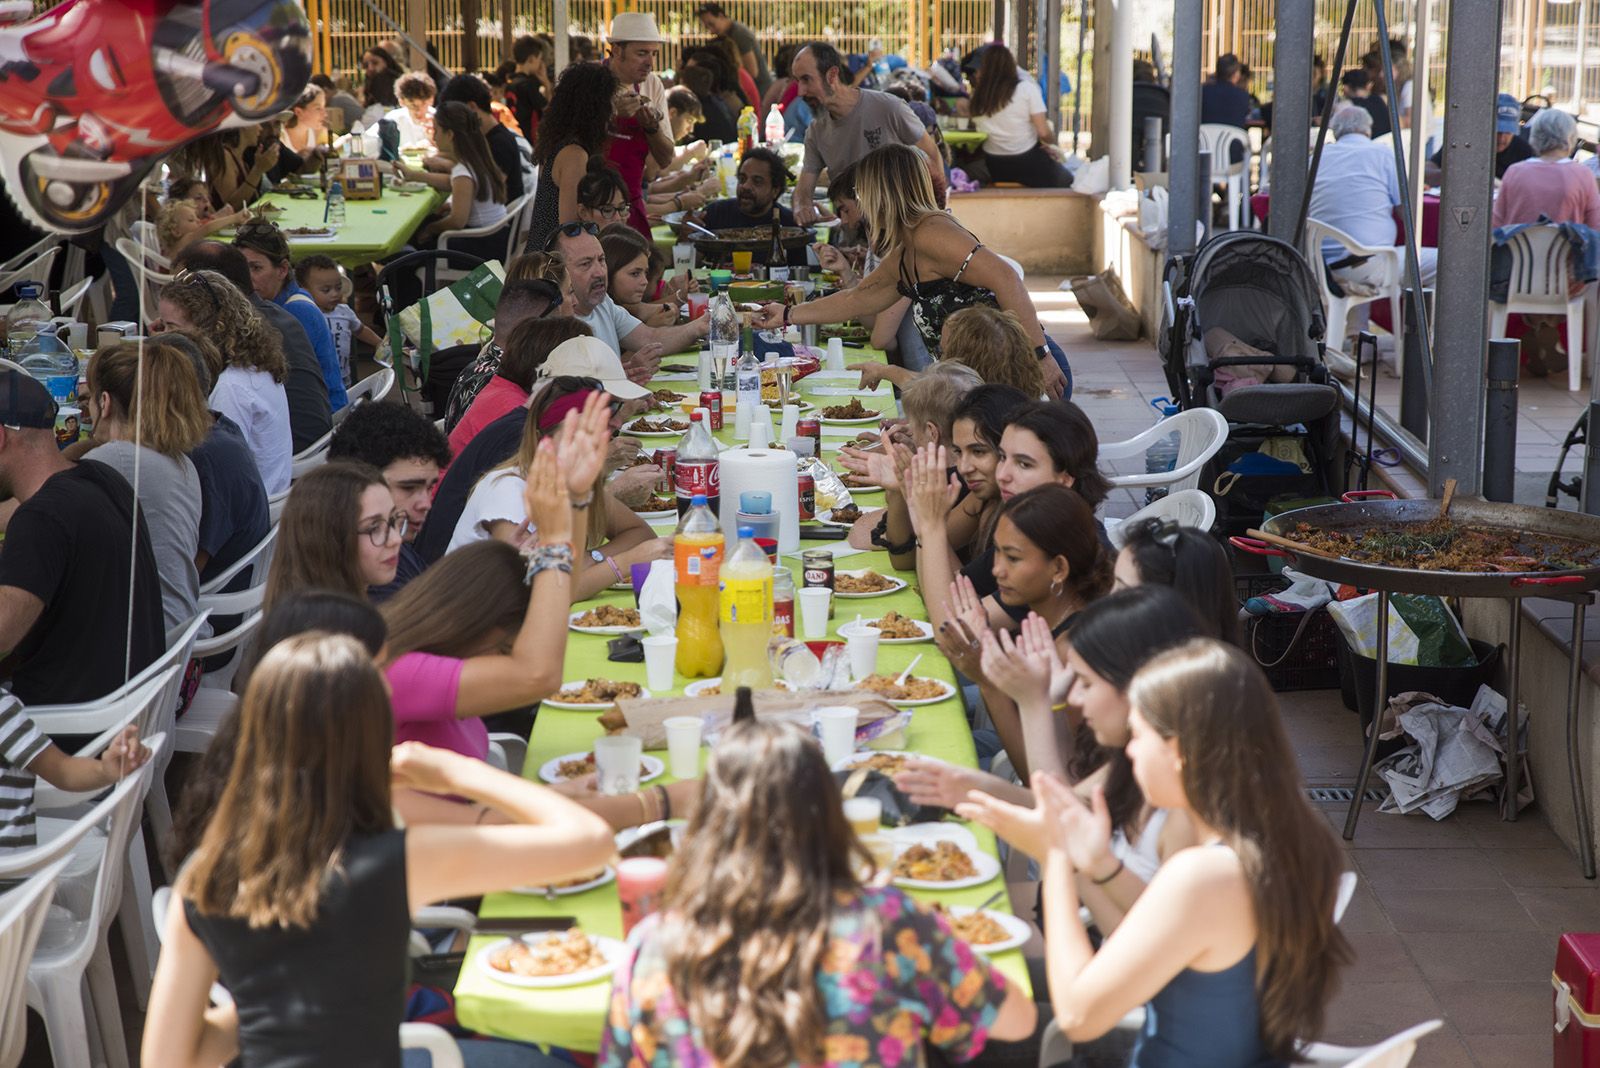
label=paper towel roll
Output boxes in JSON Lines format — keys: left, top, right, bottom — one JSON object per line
{"left": 719, "top": 445, "right": 800, "bottom": 553}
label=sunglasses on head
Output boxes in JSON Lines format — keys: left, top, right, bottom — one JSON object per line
{"left": 171, "top": 269, "right": 225, "bottom": 317}
{"left": 543, "top": 221, "right": 600, "bottom": 251}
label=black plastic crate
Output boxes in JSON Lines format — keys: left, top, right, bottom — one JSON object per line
{"left": 1236, "top": 573, "right": 1342, "bottom": 692}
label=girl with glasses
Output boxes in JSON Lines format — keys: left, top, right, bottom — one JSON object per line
{"left": 576, "top": 158, "right": 633, "bottom": 226}
{"left": 264, "top": 463, "right": 404, "bottom": 607}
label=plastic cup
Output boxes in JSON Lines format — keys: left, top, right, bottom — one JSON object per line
{"left": 731, "top": 250, "right": 753, "bottom": 275}
{"left": 617, "top": 856, "right": 669, "bottom": 935}
{"left": 708, "top": 268, "right": 733, "bottom": 292}
{"left": 842, "top": 796, "right": 883, "bottom": 838}
{"left": 846, "top": 628, "right": 880, "bottom": 682}
{"left": 642, "top": 635, "right": 678, "bottom": 692}
{"left": 687, "top": 292, "right": 709, "bottom": 320}
{"left": 672, "top": 243, "right": 694, "bottom": 271}
{"left": 798, "top": 587, "right": 832, "bottom": 639}
{"left": 814, "top": 705, "right": 859, "bottom": 765}
{"left": 663, "top": 715, "right": 703, "bottom": 779}
{"left": 593, "top": 735, "right": 644, "bottom": 796}
{"left": 826, "top": 337, "right": 846, "bottom": 370}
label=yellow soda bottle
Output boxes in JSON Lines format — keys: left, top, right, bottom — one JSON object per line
{"left": 719, "top": 526, "right": 774, "bottom": 690}
{"left": 674, "top": 494, "right": 725, "bottom": 677}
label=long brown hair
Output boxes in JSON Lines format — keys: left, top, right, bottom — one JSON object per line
{"left": 970, "top": 42, "right": 1021, "bottom": 117}
{"left": 264, "top": 463, "right": 387, "bottom": 608}
{"left": 379, "top": 540, "right": 529, "bottom": 663}
{"left": 664, "top": 720, "right": 865, "bottom": 1067}
{"left": 177, "top": 633, "right": 394, "bottom": 928}
{"left": 87, "top": 339, "right": 212, "bottom": 458}
{"left": 1128, "top": 640, "right": 1352, "bottom": 1061}
{"left": 161, "top": 269, "right": 287, "bottom": 382}
{"left": 854, "top": 143, "right": 941, "bottom": 259}
{"left": 489, "top": 378, "right": 606, "bottom": 549}
{"left": 435, "top": 100, "right": 507, "bottom": 204}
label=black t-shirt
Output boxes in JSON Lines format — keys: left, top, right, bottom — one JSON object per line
{"left": 486, "top": 123, "right": 526, "bottom": 201}
{"left": 0, "top": 462, "right": 164, "bottom": 705}
{"left": 1355, "top": 94, "right": 1393, "bottom": 139}
{"left": 692, "top": 95, "right": 739, "bottom": 145}
{"left": 1429, "top": 134, "right": 1534, "bottom": 179}
{"left": 506, "top": 77, "right": 547, "bottom": 144}
{"left": 252, "top": 297, "right": 332, "bottom": 453}
{"left": 1199, "top": 81, "right": 1252, "bottom": 130}
{"left": 960, "top": 518, "right": 1114, "bottom": 623}
{"left": 415, "top": 407, "right": 526, "bottom": 564}
{"left": 190, "top": 413, "right": 271, "bottom": 585}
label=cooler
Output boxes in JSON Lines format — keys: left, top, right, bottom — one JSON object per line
{"left": 1554, "top": 933, "right": 1600, "bottom": 1065}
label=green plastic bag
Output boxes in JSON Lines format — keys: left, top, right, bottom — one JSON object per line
{"left": 1326, "top": 592, "right": 1476, "bottom": 667}
{"left": 390, "top": 260, "right": 504, "bottom": 395}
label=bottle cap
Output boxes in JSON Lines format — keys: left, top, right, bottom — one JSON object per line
{"left": 691, "top": 493, "right": 707, "bottom": 505}
{"left": 738, "top": 526, "right": 755, "bottom": 538}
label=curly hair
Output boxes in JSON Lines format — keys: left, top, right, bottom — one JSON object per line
{"left": 160, "top": 270, "right": 287, "bottom": 383}
{"left": 328, "top": 401, "right": 451, "bottom": 471}
{"left": 396, "top": 71, "right": 436, "bottom": 103}
{"left": 940, "top": 306, "right": 1044, "bottom": 397}
{"left": 535, "top": 62, "right": 619, "bottom": 167}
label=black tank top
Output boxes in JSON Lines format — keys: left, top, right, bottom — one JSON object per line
{"left": 184, "top": 830, "right": 410, "bottom": 1067}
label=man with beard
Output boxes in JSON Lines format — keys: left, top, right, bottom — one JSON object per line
{"left": 696, "top": 148, "right": 805, "bottom": 267}
{"left": 790, "top": 42, "right": 947, "bottom": 224}
{"left": 550, "top": 226, "right": 707, "bottom": 366}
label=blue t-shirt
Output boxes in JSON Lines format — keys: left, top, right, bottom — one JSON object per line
{"left": 189, "top": 413, "right": 271, "bottom": 585}
{"left": 276, "top": 282, "right": 350, "bottom": 410}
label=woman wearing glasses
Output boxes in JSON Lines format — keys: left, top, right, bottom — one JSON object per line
{"left": 264, "top": 463, "right": 404, "bottom": 607}
{"left": 527, "top": 62, "right": 621, "bottom": 251}
{"left": 576, "top": 159, "right": 633, "bottom": 227}
{"left": 158, "top": 269, "right": 293, "bottom": 494}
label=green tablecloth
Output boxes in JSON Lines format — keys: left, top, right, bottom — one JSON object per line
{"left": 241, "top": 186, "right": 443, "bottom": 269}
{"left": 650, "top": 224, "right": 677, "bottom": 253}
{"left": 943, "top": 129, "right": 989, "bottom": 150}
{"left": 453, "top": 352, "right": 1031, "bottom": 1052}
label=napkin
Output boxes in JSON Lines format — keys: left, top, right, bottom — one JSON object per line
{"left": 639, "top": 559, "right": 677, "bottom": 635}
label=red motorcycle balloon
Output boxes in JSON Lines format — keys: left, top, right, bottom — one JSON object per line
{"left": 0, "top": 0, "right": 313, "bottom": 233}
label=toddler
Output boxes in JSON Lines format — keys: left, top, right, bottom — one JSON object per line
{"left": 156, "top": 200, "right": 248, "bottom": 259}
{"left": 295, "top": 254, "right": 382, "bottom": 386}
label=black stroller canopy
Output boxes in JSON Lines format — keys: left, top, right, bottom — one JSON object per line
{"left": 1189, "top": 231, "right": 1327, "bottom": 359}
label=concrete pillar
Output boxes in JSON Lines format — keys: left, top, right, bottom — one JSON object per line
{"left": 1167, "top": 0, "right": 1202, "bottom": 256}
{"left": 1091, "top": 0, "right": 1112, "bottom": 157}
{"left": 1108, "top": 0, "right": 1132, "bottom": 187}
{"left": 1268, "top": 0, "right": 1313, "bottom": 240}
{"left": 554, "top": 0, "right": 570, "bottom": 76}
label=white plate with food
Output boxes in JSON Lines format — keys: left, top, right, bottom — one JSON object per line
{"left": 818, "top": 411, "right": 883, "bottom": 426}
{"left": 544, "top": 679, "right": 649, "bottom": 710}
{"left": 838, "top": 614, "right": 934, "bottom": 644}
{"left": 813, "top": 506, "right": 864, "bottom": 528}
{"left": 619, "top": 416, "right": 692, "bottom": 437}
{"left": 568, "top": 606, "right": 644, "bottom": 634}
{"left": 834, "top": 477, "right": 885, "bottom": 494}
{"left": 833, "top": 570, "right": 907, "bottom": 598}
{"left": 891, "top": 839, "right": 1001, "bottom": 891}
{"left": 855, "top": 674, "right": 957, "bottom": 706}
{"left": 283, "top": 226, "right": 337, "bottom": 240}
{"left": 539, "top": 751, "right": 664, "bottom": 785}
{"left": 477, "top": 931, "right": 625, "bottom": 988}
{"left": 684, "top": 677, "right": 792, "bottom": 698}
{"left": 510, "top": 865, "right": 615, "bottom": 897}
{"left": 831, "top": 749, "right": 921, "bottom": 776}
{"left": 942, "top": 906, "right": 1031, "bottom": 954}
{"left": 884, "top": 823, "right": 978, "bottom": 851}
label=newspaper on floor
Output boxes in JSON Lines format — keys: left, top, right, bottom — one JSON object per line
{"left": 1374, "top": 684, "right": 1509, "bottom": 820}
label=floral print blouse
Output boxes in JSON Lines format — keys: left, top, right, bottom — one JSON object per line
{"left": 597, "top": 885, "right": 1010, "bottom": 1068}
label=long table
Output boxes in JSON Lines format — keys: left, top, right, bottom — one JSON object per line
{"left": 237, "top": 185, "right": 444, "bottom": 269}
{"left": 452, "top": 350, "right": 1030, "bottom": 1052}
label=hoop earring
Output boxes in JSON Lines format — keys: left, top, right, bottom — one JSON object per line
{"left": 1051, "top": 576, "right": 1065, "bottom": 598}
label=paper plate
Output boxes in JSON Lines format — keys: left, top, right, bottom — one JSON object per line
{"left": 831, "top": 749, "right": 920, "bottom": 775}
{"left": 538, "top": 752, "right": 664, "bottom": 785}
{"left": 543, "top": 682, "right": 650, "bottom": 710}
{"left": 509, "top": 865, "right": 615, "bottom": 897}
{"left": 683, "top": 677, "right": 724, "bottom": 697}
{"left": 476, "top": 934, "right": 625, "bottom": 988}
{"left": 568, "top": 609, "right": 644, "bottom": 635}
{"left": 620, "top": 417, "right": 691, "bottom": 437}
{"left": 944, "top": 907, "right": 1031, "bottom": 954}
{"left": 864, "top": 676, "right": 956, "bottom": 707}
{"left": 833, "top": 570, "right": 907, "bottom": 598}
{"left": 633, "top": 508, "right": 677, "bottom": 523}
{"left": 819, "top": 413, "right": 883, "bottom": 426}
{"left": 890, "top": 842, "right": 1001, "bottom": 891}
{"left": 838, "top": 617, "right": 934, "bottom": 644}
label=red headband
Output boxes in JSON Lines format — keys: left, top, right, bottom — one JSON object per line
{"left": 538, "top": 388, "right": 602, "bottom": 430}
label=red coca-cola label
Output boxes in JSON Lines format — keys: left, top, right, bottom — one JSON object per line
{"left": 700, "top": 391, "right": 723, "bottom": 431}
{"left": 675, "top": 459, "right": 720, "bottom": 502}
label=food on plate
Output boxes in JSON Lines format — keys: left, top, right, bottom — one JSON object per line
{"left": 554, "top": 678, "right": 643, "bottom": 704}
{"left": 835, "top": 570, "right": 895, "bottom": 593}
{"left": 826, "top": 503, "right": 862, "bottom": 524}
{"left": 628, "top": 417, "right": 689, "bottom": 434}
{"left": 555, "top": 753, "right": 650, "bottom": 780}
{"left": 857, "top": 674, "right": 947, "bottom": 701}
{"left": 838, "top": 472, "right": 880, "bottom": 489}
{"left": 867, "top": 611, "right": 925, "bottom": 640}
{"left": 932, "top": 904, "right": 1011, "bottom": 945}
{"left": 488, "top": 928, "right": 607, "bottom": 976}
{"left": 821, "top": 398, "right": 876, "bottom": 421}
{"left": 633, "top": 492, "right": 676, "bottom": 513}
{"left": 841, "top": 752, "right": 909, "bottom": 776}
{"left": 894, "top": 841, "right": 978, "bottom": 882}
{"left": 573, "top": 605, "right": 642, "bottom": 628}
{"left": 695, "top": 684, "right": 722, "bottom": 696}
{"left": 285, "top": 225, "right": 332, "bottom": 236}
{"left": 651, "top": 388, "right": 686, "bottom": 406}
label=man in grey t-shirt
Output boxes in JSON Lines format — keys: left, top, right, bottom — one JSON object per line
{"left": 696, "top": 2, "right": 771, "bottom": 96}
{"left": 790, "top": 42, "right": 947, "bottom": 223}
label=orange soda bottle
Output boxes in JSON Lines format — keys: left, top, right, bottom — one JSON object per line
{"left": 674, "top": 494, "right": 725, "bottom": 677}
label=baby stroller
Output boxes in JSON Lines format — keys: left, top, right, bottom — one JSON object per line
{"left": 1159, "top": 230, "right": 1344, "bottom": 538}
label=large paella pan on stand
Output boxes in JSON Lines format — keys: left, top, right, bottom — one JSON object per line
{"left": 1233, "top": 486, "right": 1600, "bottom": 878}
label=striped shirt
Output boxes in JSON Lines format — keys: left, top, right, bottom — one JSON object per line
{"left": 0, "top": 695, "right": 49, "bottom": 849}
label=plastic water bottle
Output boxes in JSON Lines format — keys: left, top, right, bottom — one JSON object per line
{"left": 348, "top": 120, "right": 365, "bottom": 157}
{"left": 763, "top": 104, "right": 785, "bottom": 145}
{"left": 708, "top": 288, "right": 738, "bottom": 363}
{"left": 325, "top": 180, "right": 346, "bottom": 227}
{"left": 734, "top": 348, "right": 762, "bottom": 440}
{"left": 18, "top": 325, "right": 78, "bottom": 408}
{"left": 4, "top": 283, "right": 51, "bottom": 357}
{"left": 1143, "top": 397, "right": 1181, "bottom": 505}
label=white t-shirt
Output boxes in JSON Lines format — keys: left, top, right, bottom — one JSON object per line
{"left": 322, "top": 303, "right": 361, "bottom": 385}
{"left": 450, "top": 163, "right": 509, "bottom": 229}
{"left": 385, "top": 105, "right": 433, "bottom": 148}
{"left": 578, "top": 295, "right": 643, "bottom": 355}
{"left": 973, "top": 76, "right": 1046, "bottom": 156}
{"left": 448, "top": 468, "right": 530, "bottom": 553}
{"left": 209, "top": 367, "right": 292, "bottom": 495}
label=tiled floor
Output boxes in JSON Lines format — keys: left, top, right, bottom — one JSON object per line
{"left": 1038, "top": 280, "right": 1597, "bottom": 1066}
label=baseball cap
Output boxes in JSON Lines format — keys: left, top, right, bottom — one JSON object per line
{"left": 0, "top": 370, "right": 57, "bottom": 430}
{"left": 1497, "top": 93, "right": 1521, "bottom": 135}
{"left": 608, "top": 12, "right": 664, "bottom": 44}
{"left": 536, "top": 336, "right": 651, "bottom": 399}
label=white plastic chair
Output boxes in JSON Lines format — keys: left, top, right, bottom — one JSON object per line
{"left": 198, "top": 525, "right": 278, "bottom": 598}
{"left": 337, "top": 366, "right": 396, "bottom": 422}
{"left": 113, "top": 236, "right": 172, "bottom": 326}
{"left": 0, "top": 235, "right": 59, "bottom": 277}
{"left": 1099, "top": 408, "right": 1230, "bottom": 494}
{"left": 291, "top": 428, "right": 333, "bottom": 480}
{"left": 1491, "top": 224, "right": 1591, "bottom": 391}
{"left": 438, "top": 203, "right": 522, "bottom": 280}
{"left": 1301, "top": 219, "right": 1404, "bottom": 354}
{"left": 1200, "top": 123, "right": 1251, "bottom": 230}
{"left": 0, "top": 858, "right": 69, "bottom": 1068}
{"left": 509, "top": 188, "right": 538, "bottom": 255}
{"left": 0, "top": 246, "right": 59, "bottom": 304}
{"left": 1299, "top": 1019, "right": 1444, "bottom": 1066}
{"left": 267, "top": 487, "right": 290, "bottom": 523}
{"left": 55, "top": 276, "right": 93, "bottom": 320}
{"left": 2, "top": 735, "right": 164, "bottom": 1068}
{"left": 1104, "top": 489, "right": 1217, "bottom": 547}
{"left": 485, "top": 733, "right": 529, "bottom": 777}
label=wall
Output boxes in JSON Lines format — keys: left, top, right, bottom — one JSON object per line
{"left": 947, "top": 188, "right": 1098, "bottom": 275}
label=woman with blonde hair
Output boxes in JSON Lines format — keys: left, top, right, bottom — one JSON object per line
{"left": 598, "top": 718, "right": 1037, "bottom": 1066}
{"left": 70, "top": 339, "right": 211, "bottom": 631}
{"left": 158, "top": 269, "right": 292, "bottom": 493}
{"left": 852, "top": 305, "right": 1047, "bottom": 397}
{"left": 264, "top": 463, "right": 403, "bottom": 608}
{"left": 142, "top": 633, "right": 614, "bottom": 1068}
{"left": 756, "top": 142, "right": 1070, "bottom": 397}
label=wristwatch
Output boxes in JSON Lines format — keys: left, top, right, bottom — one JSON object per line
{"left": 591, "top": 549, "right": 625, "bottom": 583}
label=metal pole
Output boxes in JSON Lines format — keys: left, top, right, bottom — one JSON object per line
{"left": 1345, "top": 588, "right": 1390, "bottom": 839}
{"left": 1483, "top": 339, "right": 1520, "bottom": 503}
{"left": 554, "top": 0, "right": 570, "bottom": 76}
{"left": 1429, "top": 0, "right": 1504, "bottom": 496}
{"left": 1048, "top": 0, "right": 1064, "bottom": 140}
{"left": 1399, "top": 287, "right": 1432, "bottom": 439}
{"left": 1566, "top": 599, "right": 1597, "bottom": 879}
{"left": 1268, "top": 0, "right": 1313, "bottom": 242}
{"left": 1505, "top": 601, "right": 1523, "bottom": 820}
{"left": 1108, "top": 0, "right": 1131, "bottom": 187}
{"left": 1168, "top": 0, "right": 1203, "bottom": 257}
{"left": 1143, "top": 115, "right": 1163, "bottom": 174}
{"left": 1408, "top": 0, "right": 1432, "bottom": 239}
{"left": 1072, "top": 0, "right": 1088, "bottom": 155}
{"left": 1197, "top": 149, "right": 1212, "bottom": 246}
{"left": 1577, "top": 0, "right": 1590, "bottom": 113}
{"left": 1294, "top": 0, "right": 1358, "bottom": 247}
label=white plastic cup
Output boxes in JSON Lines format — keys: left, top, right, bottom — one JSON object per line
{"left": 594, "top": 735, "right": 644, "bottom": 796}
{"left": 672, "top": 243, "right": 694, "bottom": 271}
{"left": 642, "top": 635, "right": 678, "bottom": 692}
{"left": 814, "top": 705, "right": 859, "bottom": 765}
{"left": 663, "top": 715, "right": 703, "bottom": 780}
{"left": 846, "top": 628, "right": 880, "bottom": 682}
{"left": 826, "top": 336, "right": 846, "bottom": 370}
{"left": 798, "top": 587, "right": 832, "bottom": 639}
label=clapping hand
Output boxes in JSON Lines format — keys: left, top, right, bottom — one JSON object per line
{"left": 894, "top": 757, "right": 977, "bottom": 809}
{"left": 523, "top": 438, "right": 574, "bottom": 546}
{"left": 1037, "top": 773, "right": 1116, "bottom": 878}
{"left": 903, "top": 443, "right": 958, "bottom": 536}
{"left": 935, "top": 575, "right": 988, "bottom": 679}
{"left": 838, "top": 432, "right": 910, "bottom": 493}
{"left": 977, "top": 616, "right": 1056, "bottom": 709}
{"left": 957, "top": 789, "right": 1050, "bottom": 862}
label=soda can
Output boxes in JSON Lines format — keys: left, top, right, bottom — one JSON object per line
{"left": 653, "top": 447, "right": 676, "bottom": 492}
{"left": 797, "top": 470, "right": 815, "bottom": 520}
{"left": 801, "top": 548, "right": 835, "bottom": 619}
{"left": 796, "top": 417, "right": 821, "bottom": 446}
{"left": 700, "top": 389, "right": 724, "bottom": 431}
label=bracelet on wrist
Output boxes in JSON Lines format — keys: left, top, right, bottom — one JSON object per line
{"left": 654, "top": 783, "right": 672, "bottom": 821}
{"left": 523, "top": 542, "right": 574, "bottom": 584}
{"left": 1090, "top": 858, "right": 1125, "bottom": 886}
{"left": 569, "top": 492, "right": 595, "bottom": 508}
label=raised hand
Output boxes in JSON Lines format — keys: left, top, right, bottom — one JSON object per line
{"left": 523, "top": 438, "right": 574, "bottom": 545}
{"left": 977, "top": 622, "right": 1052, "bottom": 709}
{"left": 1039, "top": 775, "right": 1116, "bottom": 877}
{"left": 1018, "top": 611, "right": 1074, "bottom": 703}
{"left": 903, "top": 443, "right": 958, "bottom": 536}
{"left": 894, "top": 757, "right": 976, "bottom": 809}
{"left": 956, "top": 789, "right": 1049, "bottom": 862}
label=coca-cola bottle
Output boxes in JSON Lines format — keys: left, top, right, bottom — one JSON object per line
{"left": 675, "top": 410, "right": 720, "bottom": 516}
